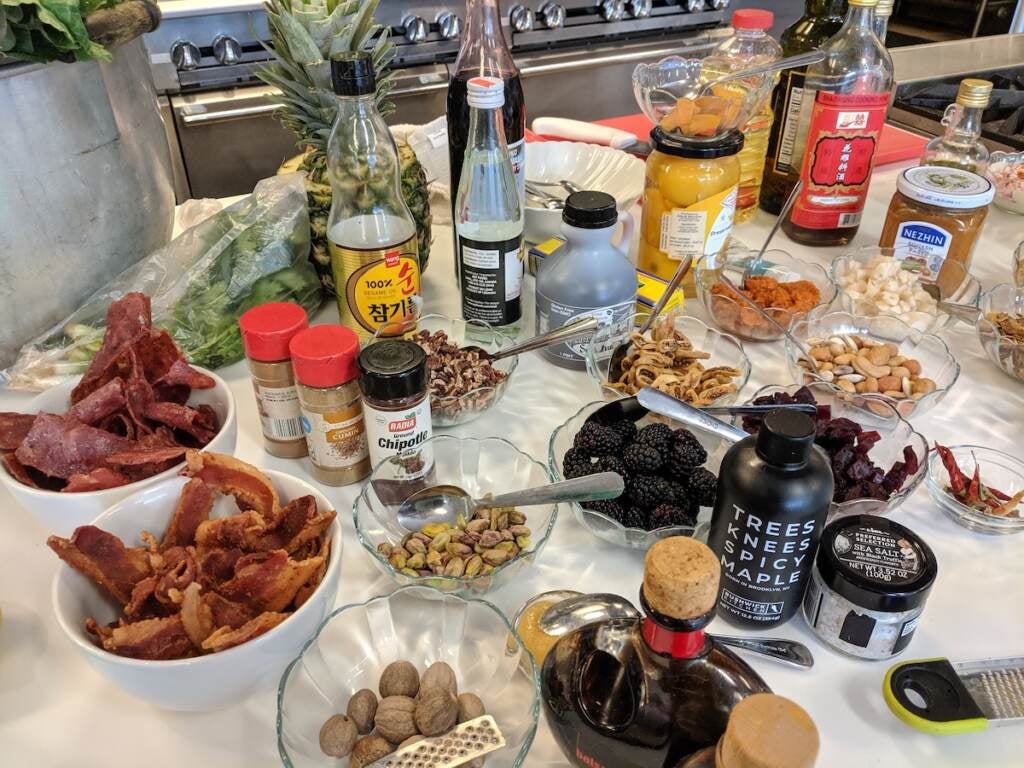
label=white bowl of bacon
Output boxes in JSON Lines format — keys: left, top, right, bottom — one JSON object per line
{"left": 0, "top": 293, "right": 237, "bottom": 536}
{"left": 50, "top": 452, "right": 341, "bottom": 711}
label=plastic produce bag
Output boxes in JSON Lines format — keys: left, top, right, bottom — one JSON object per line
{"left": 2, "top": 173, "right": 322, "bottom": 390}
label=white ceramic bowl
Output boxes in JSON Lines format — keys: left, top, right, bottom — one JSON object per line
{"left": 0, "top": 367, "right": 236, "bottom": 536}
{"left": 52, "top": 470, "right": 342, "bottom": 711}
{"left": 524, "top": 141, "right": 644, "bottom": 243}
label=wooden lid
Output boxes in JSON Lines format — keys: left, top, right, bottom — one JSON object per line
{"left": 720, "top": 694, "right": 819, "bottom": 768}
{"left": 642, "top": 537, "right": 719, "bottom": 620}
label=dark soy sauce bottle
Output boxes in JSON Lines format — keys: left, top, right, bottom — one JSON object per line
{"left": 706, "top": 409, "right": 834, "bottom": 628}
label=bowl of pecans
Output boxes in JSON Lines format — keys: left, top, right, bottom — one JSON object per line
{"left": 584, "top": 310, "right": 751, "bottom": 407}
{"left": 371, "top": 314, "right": 518, "bottom": 427}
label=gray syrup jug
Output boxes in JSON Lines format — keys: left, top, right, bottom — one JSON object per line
{"left": 535, "top": 190, "right": 636, "bottom": 369}
{"left": 706, "top": 409, "right": 834, "bottom": 628}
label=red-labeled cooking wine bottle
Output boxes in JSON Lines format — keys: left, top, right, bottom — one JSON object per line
{"left": 706, "top": 409, "right": 834, "bottom": 628}
{"left": 542, "top": 537, "right": 769, "bottom": 768}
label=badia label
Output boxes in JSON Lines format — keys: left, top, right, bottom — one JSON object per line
{"left": 330, "top": 235, "right": 420, "bottom": 340}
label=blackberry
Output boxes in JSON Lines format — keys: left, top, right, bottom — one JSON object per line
{"left": 649, "top": 503, "right": 695, "bottom": 529}
{"left": 688, "top": 467, "right": 718, "bottom": 507}
{"left": 607, "top": 418, "right": 638, "bottom": 445}
{"left": 573, "top": 422, "right": 622, "bottom": 458}
{"left": 637, "top": 423, "right": 674, "bottom": 457}
{"left": 562, "top": 448, "right": 594, "bottom": 479}
{"left": 627, "top": 474, "right": 676, "bottom": 510}
{"left": 598, "top": 455, "right": 629, "bottom": 479}
{"left": 583, "top": 499, "right": 625, "bottom": 524}
{"left": 622, "top": 442, "right": 664, "bottom": 475}
{"left": 621, "top": 506, "right": 648, "bottom": 530}
{"left": 666, "top": 433, "right": 708, "bottom": 477}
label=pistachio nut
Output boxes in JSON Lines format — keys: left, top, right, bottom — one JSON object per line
{"left": 405, "top": 537, "right": 427, "bottom": 555}
{"left": 508, "top": 511, "right": 526, "bottom": 525}
{"left": 515, "top": 535, "right": 531, "bottom": 550}
{"left": 481, "top": 549, "right": 510, "bottom": 566}
{"left": 508, "top": 525, "right": 530, "bottom": 537}
{"left": 429, "top": 532, "right": 452, "bottom": 552}
{"left": 464, "top": 555, "right": 484, "bottom": 577}
{"left": 406, "top": 553, "right": 426, "bottom": 570}
{"left": 443, "top": 558, "right": 466, "bottom": 577}
{"left": 421, "top": 523, "right": 451, "bottom": 538}
{"left": 446, "top": 542, "right": 473, "bottom": 557}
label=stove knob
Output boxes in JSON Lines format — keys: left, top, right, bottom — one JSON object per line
{"left": 538, "top": 2, "right": 566, "bottom": 28}
{"left": 600, "top": 0, "right": 626, "bottom": 21}
{"left": 709, "top": 0, "right": 729, "bottom": 8}
{"left": 212, "top": 35, "right": 242, "bottom": 66}
{"left": 628, "top": 0, "right": 653, "bottom": 17}
{"left": 509, "top": 4, "right": 535, "bottom": 32}
{"left": 436, "top": 11, "right": 462, "bottom": 40}
{"left": 170, "top": 40, "right": 200, "bottom": 71}
{"left": 401, "top": 15, "right": 429, "bottom": 43}
{"left": 685, "top": 0, "right": 705, "bottom": 11}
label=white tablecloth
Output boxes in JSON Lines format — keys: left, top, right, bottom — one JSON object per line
{"left": 2, "top": 161, "right": 1023, "bottom": 767}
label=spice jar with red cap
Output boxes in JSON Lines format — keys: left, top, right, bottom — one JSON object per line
{"left": 238, "top": 302, "right": 309, "bottom": 458}
{"left": 289, "top": 324, "right": 371, "bottom": 486}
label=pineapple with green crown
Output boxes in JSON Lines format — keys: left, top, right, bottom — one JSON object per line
{"left": 261, "top": 0, "right": 432, "bottom": 294}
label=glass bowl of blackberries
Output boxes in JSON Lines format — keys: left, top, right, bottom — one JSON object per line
{"left": 741, "top": 383, "right": 929, "bottom": 518}
{"left": 548, "top": 400, "right": 721, "bottom": 549}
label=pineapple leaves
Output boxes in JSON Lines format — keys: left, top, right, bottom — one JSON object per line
{"left": 274, "top": 7, "right": 322, "bottom": 65}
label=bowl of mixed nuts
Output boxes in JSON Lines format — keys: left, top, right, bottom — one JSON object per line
{"left": 371, "top": 314, "right": 518, "bottom": 427}
{"left": 353, "top": 435, "right": 558, "bottom": 596}
{"left": 277, "top": 585, "right": 540, "bottom": 767}
{"left": 786, "top": 310, "right": 960, "bottom": 419}
{"left": 977, "top": 283, "right": 1024, "bottom": 383}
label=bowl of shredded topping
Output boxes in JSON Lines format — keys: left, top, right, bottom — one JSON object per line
{"left": 987, "top": 151, "right": 1024, "bottom": 215}
{"left": 977, "top": 283, "right": 1024, "bottom": 382}
{"left": 584, "top": 310, "right": 751, "bottom": 406}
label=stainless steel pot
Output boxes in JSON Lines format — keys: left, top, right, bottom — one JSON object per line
{"left": 0, "top": 39, "right": 175, "bottom": 367}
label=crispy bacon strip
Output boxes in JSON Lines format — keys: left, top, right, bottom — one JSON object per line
{"left": 294, "top": 537, "right": 331, "bottom": 609}
{"left": 48, "top": 526, "right": 152, "bottom": 604}
{"left": 63, "top": 467, "right": 131, "bottom": 493}
{"left": 161, "top": 479, "right": 214, "bottom": 549}
{"left": 99, "top": 614, "right": 195, "bottom": 660}
{"left": 66, "top": 378, "right": 126, "bottom": 426}
{"left": 203, "top": 591, "right": 255, "bottom": 630}
{"left": 219, "top": 550, "right": 324, "bottom": 613}
{"left": 180, "top": 582, "right": 215, "bottom": 648}
{"left": 200, "top": 611, "right": 289, "bottom": 653}
{"left": 16, "top": 414, "right": 134, "bottom": 480}
{"left": 196, "top": 547, "right": 245, "bottom": 590}
{"left": 184, "top": 451, "right": 279, "bottom": 518}
{"left": 124, "top": 576, "right": 162, "bottom": 620}
{"left": 194, "top": 510, "right": 268, "bottom": 552}
{"left": 254, "top": 495, "right": 336, "bottom": 554}
{"left": 0, "top": 412, "right": 36, "bottom": 450}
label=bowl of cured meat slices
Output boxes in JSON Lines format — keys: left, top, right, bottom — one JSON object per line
{"left": 0, "top": 293, "right": 237, "bottom": 536}
{"left": 49, "top": 452, "right": 341, "bottom": 711}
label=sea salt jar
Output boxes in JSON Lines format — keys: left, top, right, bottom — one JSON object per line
{"left": 802, "top": 515, "right": 937, "bottom": 660}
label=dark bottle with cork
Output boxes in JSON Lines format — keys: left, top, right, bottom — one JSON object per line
{"left": 541, "top": 537, "right": 770, "bottom": 768}
{"left": 706, "top": 410, "right": 834, "bottom": 628}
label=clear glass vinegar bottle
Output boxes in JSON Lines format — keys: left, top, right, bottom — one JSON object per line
{"left": 326, "top": 52, "right": 420, "bottom": 340}
{"left": 455, "top": 77, "right": 524, "bottom": 333}
{"left": 920, "top": 79, "right": 993, "bottom": 174}
{"left": 874, "top": 0, "right": 893, "bottom": 42}
{"left": 706, "top": 10, "right": 783, "bottom": 223}
{"left": 781, "top": 0, "right": 894, "bottom": 247}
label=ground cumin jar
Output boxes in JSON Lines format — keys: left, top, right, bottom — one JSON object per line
{"left": 238, "top": 302, "right": 308, "bottom": 458}
{"left": 639, "top": 127, "right": 742, "bottom": 297}
{"left": 879, "top": 166, "right": 994, "bottom": 296}
{"left": 289, "top": 325, "right": 370, "bottom": 486}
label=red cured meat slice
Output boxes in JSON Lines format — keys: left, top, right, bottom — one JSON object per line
{"left": 143, "top": 401, "right": 217, "bottom": 445}
{"left": 63, "top": 468, "right": 131, "bottom": 493}
{"left": 71, "top": 293, "right": 152, "bottom": 403}
{"left": 66, "top": 378, "right": 126, "bottom": 427}
{"left": 155, "top": 358, "right": 215, "bottom": 391}
{"left": 97, "top": 413, "right": 136, "bottom": 440}
{"left": 0, "top": 412, "right": 36, "bottom": 450}
{"left": 135, "top": 330, "right": 186, "bottom": 384}
{"left": 15, "top": 414, "right": 134, "bottom": 480}
{"left": 1, "top": 451, "right": 41, "bottom": 488}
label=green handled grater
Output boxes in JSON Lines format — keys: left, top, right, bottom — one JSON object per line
{"left": 884, "top": 656, "right": 1024, "bottom": 735}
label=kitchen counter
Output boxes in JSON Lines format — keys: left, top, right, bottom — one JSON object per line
{"left": 1, "top": 162, "right": 1023, "bottom": 767}
{"left": 890, "top": 33, "right": 1024, "bottom": 84}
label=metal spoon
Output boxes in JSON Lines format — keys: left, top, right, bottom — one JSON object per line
{"left": 607, "top": 254, "right": 692, "bottom": 383}
{"left": 920, "top": 283, "right": 983, "bottom": 325}
{"left": 525, "top": 182, "right": 565, "bottom": 209}
{"left": 529, "top": 178, "right": 584, "bottom": 195}
{"left": 463, "top": 315, "right": 600, "bottom": 363}
{"left": 740, "top": 180, "right": 803, "bottom": 282}
{"left": 396, "top": 471, "right": 624, "bottom": 531}
{"left": 539, "top": 593, "right": 814, "bottom": 669}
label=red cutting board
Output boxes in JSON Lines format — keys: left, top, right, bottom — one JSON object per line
{"left": 568, "top": 114, "right": 928, "bottom": 167}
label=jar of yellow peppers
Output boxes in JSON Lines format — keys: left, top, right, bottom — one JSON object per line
{"left": 639, "top": 127, "right": 743, "bottom": 296}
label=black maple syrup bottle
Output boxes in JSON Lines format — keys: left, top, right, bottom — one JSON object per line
{"left": 541, "top": 537, "right": 770, "bottom": 768}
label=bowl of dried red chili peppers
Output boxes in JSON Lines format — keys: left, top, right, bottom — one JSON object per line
{"left": 928, "top": 443, "right": 1024, "bottom": 535}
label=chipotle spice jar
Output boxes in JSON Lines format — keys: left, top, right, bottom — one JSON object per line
{"left": 801, "top": 514, "right": 937, "bottom": 661}
{"left": 238, "top": 303, "right": 309, "bottom": 458}
{"left": 879, "top": 166, "right": 994, "bottom": 296}
{"left": 357, "top": 340, "right": 432, "bottom": 478}
{"left": 289, "top": 325, "right": 370, "bottom": 486}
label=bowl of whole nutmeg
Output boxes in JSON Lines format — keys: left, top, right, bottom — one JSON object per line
{"left": 371, "top": 314, "right": 518, "bottom": 427}
{"left": 277, "top": 585, "right": 540, "bottom": 767}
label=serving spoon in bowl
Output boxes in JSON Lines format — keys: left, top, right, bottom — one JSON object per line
{"left": 461, "top": 315, "right": 600, "bottom": 364}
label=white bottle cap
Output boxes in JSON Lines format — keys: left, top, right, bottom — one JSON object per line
{"left": 466, "top": 76, "right": 505, "bottom": 109}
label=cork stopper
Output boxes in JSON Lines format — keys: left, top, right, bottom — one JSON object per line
{"left": 720, "top": 694, "right": 819, "bottom": 768}
{"left": 642, "top": 537, "right": 719, "bottom": 621}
